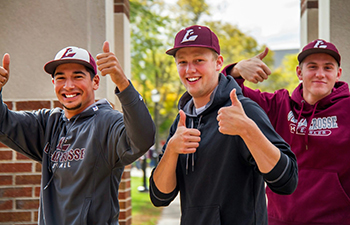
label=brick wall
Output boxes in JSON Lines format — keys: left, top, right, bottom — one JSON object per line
{"left": 0, "top": 100, "right": 132, "bottom": 224}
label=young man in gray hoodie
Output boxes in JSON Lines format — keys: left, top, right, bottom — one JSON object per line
{"left": 0, "top": 41, "right": 155, "bottom": 224}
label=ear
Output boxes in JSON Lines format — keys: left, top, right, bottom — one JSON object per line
{"left": 216, "top": 55, "right": 224, "bottom": 71}
{"left": 336, "top": 67, "right": 342, "bottom": 82}
{"left": 296, "top": 65, "right": 303, "bottom": 81}
{"left": 51, "top": 78, "right": 55, "bottom": 85}
{"left": 93, "top": 75, "right": 100, "bottom": 90}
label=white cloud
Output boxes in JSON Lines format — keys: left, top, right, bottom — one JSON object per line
{"left": 203, "top": 0, "right": 300, "bottom": 50}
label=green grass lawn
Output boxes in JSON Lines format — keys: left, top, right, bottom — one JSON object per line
{"left": 131, "top": 175, "right": 162, "bottom": 225}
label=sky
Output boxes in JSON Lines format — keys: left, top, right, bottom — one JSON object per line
{"left": 201, "top": 0, "right": 301, "bottom": 50}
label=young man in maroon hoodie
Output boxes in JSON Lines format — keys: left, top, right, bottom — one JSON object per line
{"left": 223, "top": 39, "right": 350, "bottom": 224}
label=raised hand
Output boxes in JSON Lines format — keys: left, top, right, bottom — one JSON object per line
{"left": 167, "top": 110, "right": 201, "bottom": 155}
{"left": 96, "top": 41, "right": 129, "bottom": 91}
{"left": 0, "top": 53, "right": 10, "bottom": 90}
{"left": 217, "top": 89, "right": 251, "bottom": 136}
{"left": 231, "top": 47, "right": 272, "bottom": 83}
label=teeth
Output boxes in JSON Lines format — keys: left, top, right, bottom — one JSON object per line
{"left": 65, "top": 94, "right": 77, "bottom": 98}
{"left": 188, "top": 77, "right": 199, "bottom": 82}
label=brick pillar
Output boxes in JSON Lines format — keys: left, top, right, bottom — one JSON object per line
{"left": 0, "top": 101, "right": 49, "bottom": 225}
{"left": 114, "top": 0, "right": 132, "bottom": 225}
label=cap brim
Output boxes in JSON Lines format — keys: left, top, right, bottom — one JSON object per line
{"left": 44, "top": 59, "right": 95, "bottom": 76}
{"left": 166, "top": 47, "right": 179, "bottom": 56}
{"left": 298, "top": 48, "right": 340, "bottom": 65}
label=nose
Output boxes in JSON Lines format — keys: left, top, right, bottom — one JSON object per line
{"left": 315, "top": 68, "right": 325, "bottom": 78}
{"left": 186, "top": 63, "right": 196, "bottom": 73}
{"left": 64, "top": 78, "right": 75, "bottom": 89}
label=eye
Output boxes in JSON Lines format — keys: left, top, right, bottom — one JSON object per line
{"left": 54, "top": 76, "right": 65, "bottom": 81}
{"left": 324, "top": 65, "right": 334, "bottom": 70}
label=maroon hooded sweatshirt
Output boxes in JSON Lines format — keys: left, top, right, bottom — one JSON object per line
{"left": 223, "top": 65, "right": 350, "bottom": 225}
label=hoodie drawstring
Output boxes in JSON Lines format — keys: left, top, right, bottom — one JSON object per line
{"left": 290, "top": 100, "right": 318, "bottom": 151}
{"left": 304, "top": 102, "right": 319, "bottom": 150}
{"left": 290, "top": 100, "right": 305, "bottom": 149}
{"left": 186, "top": 116, "right": 202, "bottom": 175}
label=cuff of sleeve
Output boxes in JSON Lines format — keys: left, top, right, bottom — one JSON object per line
{"left": 149, "top": 170, "right": 177, "bottom": 202}
{"left": 115, "top": 81, "right": 142, "bottom": 106}
{"left": 221, "top": 64, "right": 236, "bottom": 76}
{"left": 264, "top": 153, "right": 289, "bottom": 183}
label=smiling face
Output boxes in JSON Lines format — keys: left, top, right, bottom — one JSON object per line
{"left": 175, "top": 47, "right": 223, "bottom": 108}
{"left": 296, "top": 53, "right": 342, "bottom": 105}
{"left": 52, "top": 63, "right": 99, "bottom": 119}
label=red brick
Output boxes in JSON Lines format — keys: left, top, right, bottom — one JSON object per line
{"left": 119, "top": 179, "right": 130, "bottom": 190}
{"left": 16, "top": 199, "right": 39, "bottom": 210}
{"left": 0, "top": 212, "right": 31, "bottom": 222}
{"left": 0, "top": 150, "right": 12, "bottom": 160}
{"left": 16, "top": 101, "right": 50, "bottom": 110}
{"left": 3, "top": 101, "right": 13, "bottom": 110}
{"left": 0, "top": 187, "right": 32, "bottom": 198}
{"left": 0, "top": 175, "right": 12, "bottom": 186}
{"left": 53, "top": 100, "right": 63, "bottom": 108}
{"left": 0, "top": 142, "right": 9, "bottom": 148}
{"left": 16, "top": 175, "right": 41, "bottom": 185}
{"left": 35, "top": 163, "right": 42, "bottom": 172}
{"left": 118, "top": 190, "right": 130, "bottom": 199}
{"left": 34, "top": 187, "right": 41, "bottom": 197}
{"left": 16, "top": 152, "right": 31, "bottom": 160}
{"left": 0, "top": 200, "right": 13, "bottom": 210}
{"left": 118, "top": 208, "right": 131, "bottom": 221}
{"left": 34, "top": 211, "right": 38, "bottom": 221}
{"left": 0, "top": 162, "right": 32, "bottom": 173}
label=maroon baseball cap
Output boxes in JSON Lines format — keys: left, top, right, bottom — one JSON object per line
{"left": 166, "top": 25, "right": 220, "bottom": 56}
{"left": 44, "top": 46, "right": 97, "bottom": 76}
{"left": 298, "top": 39, "right": 341, "bottom": 65}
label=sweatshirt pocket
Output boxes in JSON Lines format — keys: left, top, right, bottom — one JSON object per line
{"left": 181, "top": 205, "right": 221, "bottom": 225}
{"left": 268, "top": 168, "right": 350, "bottom": 224}
{"left": 80, "top": 197, "right": 92, "bottom": 225}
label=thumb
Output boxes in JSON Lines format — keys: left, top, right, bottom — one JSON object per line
{"left": 230, "top": 89, "right": 239, "bottom": 106}
{"left": 2, "top": 53, "right": 10, "bottom": 72}
{"left": 255, "top": 47, "right": 269, "bottom": 60}
{"left": 102, "top": 41, "right": 110, "bottom": 53}
{"left": 177, "top": 110, "right": 187, "bottom": 128}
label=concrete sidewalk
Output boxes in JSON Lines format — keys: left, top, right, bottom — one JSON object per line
{"left": 157, "top": 195, "right": 181, "bottom": 225}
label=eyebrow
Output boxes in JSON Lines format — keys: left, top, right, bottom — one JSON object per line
{"left": 306, "top": 61, "right": 335, "bottom": 66}
{"left": 54, "top": 70, "right": 87, "bottom": 76}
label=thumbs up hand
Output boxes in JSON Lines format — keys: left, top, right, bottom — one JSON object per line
{"left": 167, "top": 110, "right": 201, "bottom": 155}
{"left": 0, "top": 53, "right": 10, "bottom": 90}
{"left": 230, "top": 47, "right": 271, "bottom": 83}
{"left": 96, "top": 41, "right": 129, "bottom": 91}
{"left": 217, "top": 89, "right": 251, "bottom": 136}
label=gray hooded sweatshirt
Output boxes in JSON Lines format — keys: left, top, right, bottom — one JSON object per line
{"left": 0, "top": 83, "right": 155, "bottom": 225}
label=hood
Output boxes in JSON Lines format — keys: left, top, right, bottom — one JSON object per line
{"left": 178, "top": 73, "right": 244, "bottom": 116}
{"left": 290, "top": 81, "right": 350, "bottom": 149}
{"left": 291, "top": 81, "right": 350, "bottom": 116}
{"left": 63, "top": 99, "right": 112, "bottom": 121}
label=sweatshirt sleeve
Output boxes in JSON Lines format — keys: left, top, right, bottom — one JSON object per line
{"left": 240, "top": 97, "right": 298, "bottom": 195}
{"left": 0, "top": 91, "right": 48, "bottom": 162}
{"left": 113, "top": 82, "right": 156, "bottom": 165}
{"left": 149, "top": 168, "right": 178, "bottom": 207}
{"left": 149, "top": 118, "right": 179, "bottom": 207}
